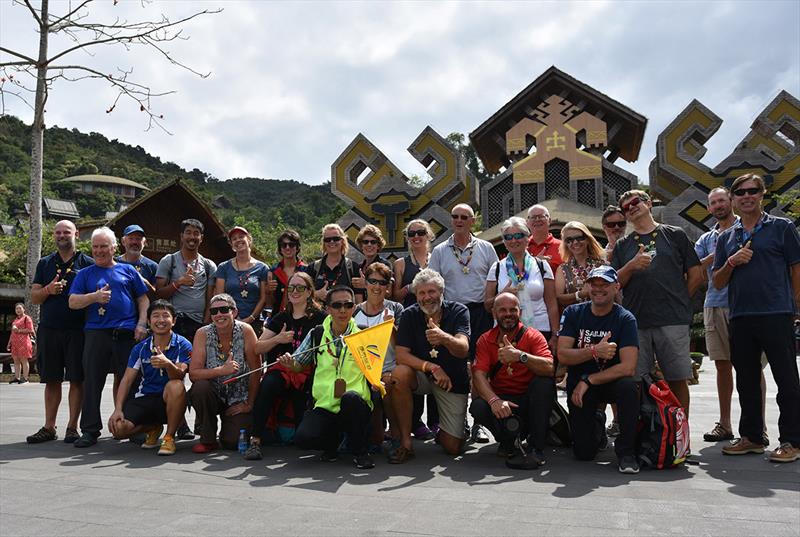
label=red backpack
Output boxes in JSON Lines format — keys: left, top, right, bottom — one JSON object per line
{"left": 637, "top": 376, "right": 690, "bottom": 469}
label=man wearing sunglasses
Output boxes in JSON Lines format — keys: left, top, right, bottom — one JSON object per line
{"left": 526, "top": 204, "right": 563, "bottom": 273}
{"left": 611, "top": 190, "right": 702, "bottom": 418}
{"left": 712, "top": 173, "right": 800, "bottom": 463}
{"left": 601, "top": 206, "right": 627, "bottom": 259}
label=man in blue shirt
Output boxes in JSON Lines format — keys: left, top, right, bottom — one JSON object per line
{"left": 712, "top": 173, "right": 800, "bottom": 463}
{"left": 26, "top": 220, "right": 94, "bottom": 445}
{"left": 108, "top": 300, "right": 191, "bottom": 456}
{"left": 116, "top": 224, "right": 158, "bottom": 295}
{"left": 69, "top": 226, "right": 149, "bottom": 447}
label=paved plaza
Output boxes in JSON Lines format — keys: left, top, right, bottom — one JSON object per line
{"left": 1, "top": 362, "right": 798, "bottom": 536}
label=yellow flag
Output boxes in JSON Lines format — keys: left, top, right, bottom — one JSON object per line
{"left": 344, "top": 319, "right": 393, "bottom": 397}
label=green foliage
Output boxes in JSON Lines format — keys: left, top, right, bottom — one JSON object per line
{"left": 775, "top": 188, "right": 800, "bottom": 218}
{"left": 0, "top": 221, "right": 91, "bottom": 284}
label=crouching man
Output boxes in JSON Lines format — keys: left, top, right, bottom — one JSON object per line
{"left": 557, "top": 266, "right": 641, "bottom": 474}
{"left": 108, "top": 300, "right": 191, "bottom": 456}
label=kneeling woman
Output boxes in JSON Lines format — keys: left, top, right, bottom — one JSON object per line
{"left": 244, "top": 272, "right": 325, "bottom": 460}
{"left": 189, "top": 293, "right": 260, "bottom": 453}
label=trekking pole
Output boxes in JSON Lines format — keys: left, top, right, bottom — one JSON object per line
{"left": 221, "top": 335, "right": 344, "bottom": 385}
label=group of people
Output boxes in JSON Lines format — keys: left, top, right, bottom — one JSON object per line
{"left": 20, "top": 173, "right": 800, "bottom": 473}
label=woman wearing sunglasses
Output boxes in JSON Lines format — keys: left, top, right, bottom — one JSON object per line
{"left": 485, "top": 217, "right": 560, "bottom": 351}
{"left": 188, "top": 293, "right": 260, "bottom": 453}
{"left": 555, "top": 221, "right": 608, "bottom": 308}
{"left": 244, "top": 272, "right": 325, "bottom": 460}
{"left": 267, "top": 230, "right": 308, "bottom": 314}
{"left": 351, "top": 225, "right": 393, "bottom": 300}
{"left": 354, "top": 263, "right": 405, "bottom": 452}
{"left": 394, "top": 219, "right": 435, "bottom": 308}
{"left": 307, "top": 224, "right": 363, "bottom": 303}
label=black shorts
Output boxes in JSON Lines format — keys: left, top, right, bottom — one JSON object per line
{"left": 123, "top": 393, "right": 167, "bottom": 426}
{"left": 37, "top": 326, "right": 85, "bottom": 383}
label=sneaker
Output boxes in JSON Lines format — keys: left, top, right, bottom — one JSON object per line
{"left": 141, "top": 425, "right": 164, "bottom": 449}
{"left": 353, "top": 453, "right": 375, "bottom": 469}
{"left": 722, "top": 437, "right": 766, "bottom": 456}
{"left": 606, "top": 421, "right": 620, "bottom": 437}
{"left": 319, "top": 451, "right": 338, "bottom": 463}
{"left": 703, "top": 422, "right": 734, "bottom": 442}
{"left": 19, "top": 378, "right": 28, "bottom": 384}
{"left": 769, "top": 443, "right": 799, "bottom": 463}
{"left": 63, "top": 428, "right": 80, "bottom": 444}
{"left": 243, "top": 442, "right": 263, "bottom": 461}
{"left": 157, "top": 435, "right": 176, "bottom": 456}
{"left": 470, "top": 424, "right": 490, "bottom": 444}
{"left": 618, "top": 455, "right": 640, "bottom": 474}
{"left": 412, "top": 424, "right": 435, "bottom": 441}
{"left": 26, "top": 426, "right": 57, "bottom": 444}
{"left": 9, "top": 378, "right": 19, "bottom": 384}
{"left": 191, "top": 441, "right": 219, "bottom": 454}
{"left": 129, "top": 433, "right": 146, "bottom": 446}
{"left": 74, "top": 432, "right": 99, "bottom": 448}
{"left": 177, "top": 422, "right": 195, "bottom": 441}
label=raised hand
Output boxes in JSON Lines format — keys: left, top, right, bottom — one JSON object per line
{"left": 47, "top": 273, "right": 65, "bottom": 295}
{"left": 629, "top": 244, "right": 652, "bottom": 271}
{"left": 177, "top": 264, "right": 196, "bottom": 287}
{"left": 594, "top": 332, "right": 617, "bottom": 361}
{"left": 95, "top": 283, "right": 112, "bottom": 304}
{"left": 315, "top": 281, "right": 329, "bottom": 301}
{"left": 350, "top": 269, "right": 366, "bottom": 290}
{"left": 383, "top": 307, "right": 394, "bottom": 322}
{"left": 497, "top": 334, "right": 518, "bottom": 364}
{"left": 277, "top": 324, "right": 294, "bottom": 344}
{"left": 266, "top": 271, "right": 277, "bottom": 292}
{"left": 425, "top": 317, "right": 447, "bottom": 346}
{"left": 729, "top": 240, "right": 753, "bottom": 267}
{"left": 219, "top": 354, "right": 239, "bottom": 376}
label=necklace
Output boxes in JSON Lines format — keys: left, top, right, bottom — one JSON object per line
{"left": 633, "top": 228, "right": 658, "bottom": 256}
{"left": 216, "top": 334, "right": 232, "bottom": 361}
{"left": 450, "top": 238, "right": 474, "bottom": 274}
{"left": 410, "top": 250, "right": 429, "bottom": 269}
{"left": 509, "top": 255, "right": 528, "bottom": 289}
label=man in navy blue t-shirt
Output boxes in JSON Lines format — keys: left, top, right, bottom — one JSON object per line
{"left": 109, "top": 300, "right": 191, "bottom": 456}
{"left": 116, "top": 224, "right": 158, "bottom": 295}
{"left": 712, "top": 173, "right": 800, "bottom": 463}
{"left": 558, "top": 266, "right": 641, "bottom": 474}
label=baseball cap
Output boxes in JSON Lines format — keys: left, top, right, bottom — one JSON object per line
{"left": 586, "top": 265, "right": 618, "bottom": 284}
{"left": 122, "top": 224, "right": 145, "bottom": 236}
{"left": 227, "top": 226, "right": 250, "bottom": 239}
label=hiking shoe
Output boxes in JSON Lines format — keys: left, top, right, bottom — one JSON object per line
{"left": 533, "top": 448, "right": 546, "bottom": 465}
{"left": 353, "top": 453, "right": 375, "bottom": 469}
{"left": 722, "top": 437, "right": 765, "bottom": 456}
{"left": 27, "top": 426, "right": 57, "bottom": 444}
{"left": 704, "top": 422, "right": 734, "bottom": 442}
{"left": 470, "top": 424, "right": 490, "bottom": 444}
{"left": 506, "top": 450, "right": 543, "bottom": 470}
{"left": 618, "top": 455, "right": 640, "bottom": 474}
{"left": 141, "top": 425, "right": 164, "bottom": 449}
{"left": 319, "top": 451, "right": 338, "bottom": 463}
{"left": 244, "top": 442, "right": 263, "bottom": 461}
{"left": 191, "top": 441, "right": 219, "bottom": 454}
{"left": 496, "top": 443, "right": 515, "bottom": 458}
{"left": 74, "top": 432, "right": 99, "bottom": 448}
{"left": 769, "top": 443, "right": 799, "bottom": 463}
{"left": 606, "top": 421, "right": 620, "bottom": 437}
{"left": 157, "top": 435, "right": 176, "bottom": 456}
{"left": 388, "top": 445, "right": 415, "bottom": 464}
{"left": 177, "top": 422, "right": 195, "bottom": 441}
{"left": 63, "top": 428, "right": 80, "bottom": 444}
{"left": 19, "top": 378, "right": 28, "bottom": 384}
{"left": 412, "top": 424, "right": 435, "bottom": 441}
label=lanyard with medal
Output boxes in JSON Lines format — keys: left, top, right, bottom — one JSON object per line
{"left": 451, "top": 239, "right": 474, "bottom": 274}
{"left": 735, "top": 213, "right": 765, "bottom": 249}
{"left": 509, "top": 256, "right": 528, "bottom": 291}
{"left": 238, "top": 269, "right": 253, "bottom": 298}
{"left": 329, "top": 334, "right": 348, "bottom": 398}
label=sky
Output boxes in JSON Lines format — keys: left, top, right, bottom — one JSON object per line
{"left": 1, "top": 0, "right": 799, "bottom": 187}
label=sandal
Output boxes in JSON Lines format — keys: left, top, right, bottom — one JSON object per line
{"left": 26, "top": 426, "right": 57, "bottom": 444}
{"left": 703, "top": 422, "right": 734, "bottom": 442}
{"left": 388, "top": 445, "right": 415, "bottom": 464}
{"left": 63, "top": 428, "right": 80, "bottom": 444}
{"left": 243, "top": 442, "right": 263, "bottom": 460}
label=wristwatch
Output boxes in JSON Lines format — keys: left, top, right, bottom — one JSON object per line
{"left": 519, "top": 352, "right": 529, "bottom": 364}
{"left": 580, "top": 373, "right": 593, "bottom": 387}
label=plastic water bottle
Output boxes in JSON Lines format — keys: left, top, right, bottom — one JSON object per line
{"left": 238, "top": 429, "right": 248, "bottom": 454}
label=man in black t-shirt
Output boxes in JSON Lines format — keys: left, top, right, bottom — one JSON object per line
{"left": 390, "top": 268, "right": 471, "bottom": 462}
{"left": 558, "top": 266, "right": 641, "bottom": 474}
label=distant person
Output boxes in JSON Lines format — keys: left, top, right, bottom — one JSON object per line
{"left": 26, "top": 220, "right": 93, "bottom": 445}
{"left": 307, "top": 223, "right": 362, "bottom": 303}
{"left": 69, "top": 226, "right": 149, "bottom": 447}
{"left": 526, "top": 204, "right": 562, "bottom": 273}
{"left": 215, "top": 226, "right": 269, "bottom": 336}
{"left": 7, "top": 303, "right": 34, "bottom": 384}
{"left": 156, "top": 218, "right": 217, "bottom": 342}
{"left": 116, "top": 224, "right": 158, "bottom": 295}
{"left": 267, "top": 230, "right": 308, "bottom": 314}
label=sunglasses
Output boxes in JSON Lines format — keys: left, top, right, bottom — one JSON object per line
{"left": 360, "top": 239, "right": 379, "bottom": 246}
{"left": 366, "top": 277, "right": 390, "bottom": 286}
{"left": 502, "top": 232, "right": 527, "bottom": 241}
{"left": 621, "top": 196, "right": 644, "bottom": 213}
{"left": 280, "top": 242, "right": 298, "bottom": 249}
{"left": 733, "top": 187, "right": 762, "bottom": 197}
{"left": 209, "top": 306, "right": 233, "bottom": 315}
{"left": 329, "top": 301, "right": 355, "bottom": 310}
{"left": 564, "top": 235, "right": 587, "bottom": 245}
{"left": 407, "top": 229, "right": 427, "bottom": 238}
{"left": 527, "top": 214, "right": 548, "bottom": 221}
{"left": 286, "top": 284, "right": 308, "bottom": 293}
{"left": 603, "top": 221, "right": 626, "bottom": 229}
{"left": 323, "top": 236, "right": 343, "bottom": 243}
{"left": 451, "top": 214, "right": 471, "bottom": 221}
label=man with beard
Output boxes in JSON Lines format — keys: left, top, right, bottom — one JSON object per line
{"left": 526, "top": 204, "right": 563, "bottom": 273}
{"left": 389, "top": 268, "right": 471, "bottom": 462}
{"left": 69, "top": 227, "right": 149, "bottom": 447}
{"left": 156, "top": 219, "right": 217, "bottom": 341}
{"left": 470, "top": 293, "right": 555, "bottom": 468}
{"left": 558, "top": 266, "right": 640, "bottom": 474}
{"left": 26, "top": 220, "right": 94, "bottom": 444}
{"left": 713, "top": 173, "right": 800, "bottom": 463}
{"left": 695, "top": 187, "right": 766, "bottom": 443}
{"left": 116, "top": 224, "right": 158, "bottom": 295}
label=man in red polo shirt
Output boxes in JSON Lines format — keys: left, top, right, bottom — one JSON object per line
{"left": 470, "top": 292, "right": 555, "bottom": 468}
{"left": 526, "top": 204, "right": 563, "bottom": 273}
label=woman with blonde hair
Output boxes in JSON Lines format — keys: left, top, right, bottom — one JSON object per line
{"left": 393, "top": 219, "right": 435, "bottom": 308}
{"left": 351, "top": 224, "right": 393, "bottom": 299}
{"left": 307, "top": 223, "right": 361, "bottom": 302}
{"left": 555, "top": 221, "right": 607, "bottom": 308}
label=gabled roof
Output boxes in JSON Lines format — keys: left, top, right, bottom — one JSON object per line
{"left": 59, "top": 174, "right": 150, "bottom": 191}
{"left": 25, "top": 198, "right": 80, "bottom": 219}
{"left": 469, "top": 66, "right": 648, "bottom": 173}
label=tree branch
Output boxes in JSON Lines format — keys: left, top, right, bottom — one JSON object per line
{"left": 20, "top": 0, "right": 43, "bottom": 28}
{"left": 0, "top": 47, "right": 37, "bottom": 65}
{"left": 47, "top": 0, "right": 93, "bottom": 29}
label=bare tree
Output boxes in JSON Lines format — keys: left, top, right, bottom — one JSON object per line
{"left": 0, "top": 0, "right": 220, "bottom": 315}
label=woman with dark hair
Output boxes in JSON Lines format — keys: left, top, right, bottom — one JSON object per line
{"left": 7, "top": 302, "right": 34, "bottom": 384}
{"left": 267, "top": 229, "right": 307, "bottom": 314}
{"left": 393, "top": 219, "right": 434, "bottom": 308}
{"left": 351, "top": 225, "right": 393, "bottom": 299}
{"left": 245, "top": 272, "right": 325, "bottom": 460}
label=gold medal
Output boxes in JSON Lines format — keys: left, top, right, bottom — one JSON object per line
{"left": 240, "top": 289, "right": 249, "bottom": 298}
{"left": 429, "top": 348, "right": 439, "bottom": 359}
{"left": 462, "top": 266, "right": 470, "bottom": 274}
{"left": 98, "top": 307, "right": 106, "bottom": 316}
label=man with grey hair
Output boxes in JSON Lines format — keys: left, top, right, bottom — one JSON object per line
{"left": 526, "top": 204, "right": 562, "bottom": 273}
{"left": 389, "top": 268, "right": 471, "bottom": 462}
{"left": 69, "top": 226, "right": 150, "bottom": 447}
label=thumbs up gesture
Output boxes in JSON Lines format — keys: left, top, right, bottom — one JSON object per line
{"left": 150, "top": 345, "right": 170, "bottom": 371}
{"left": 95, "top": 283, "right": 112, "bottom": 304}
{"left": 498, "top": 334, "right": 517, "bottom": 364}
{"left": 425, "top": 316, "right": 446, "bottom": 346}
{"left": 594, "top": 332, "right": 617, "bottom": 361}
{"left": 47, "top": 273, "right": 65, "bottom": 295}
{"left": 315, "top": 280, "right": 329, "bottom": 301}
{"left": 177, "top": 264, "right": 196, "bottom": 287}
{"left": 277, "top": 323, "right": 294, "bottom": 344}
{"left": 629, "top": 244, "right": 652, "bottom": 271}
{"left": 382, "top": 307, "right": 394, "bottom": 323}
{"left": 729, "top": 240, "right": 753, "bottom": 267}
{"left": 351, "top": 269, "right": 366, "bottom": 290}
{"left": 266, "top": 271, "right": 277, "bottom": 292}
